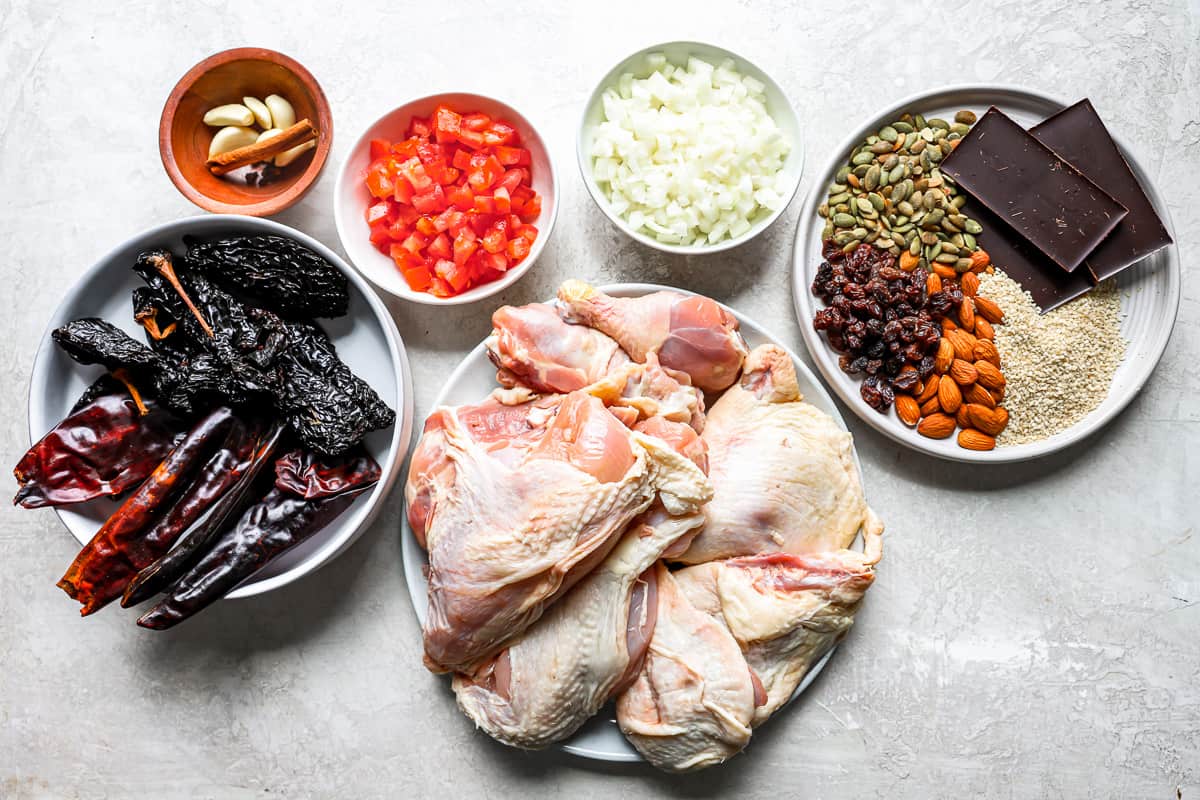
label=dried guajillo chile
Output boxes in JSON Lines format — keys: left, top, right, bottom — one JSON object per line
{"left": 137, "top": 448, "right": 381, "bottom": 630}
{"left": 184, "top": 234, "right": 350, "bottom": 318}
{"left": 57, "top": 407, "right": 236, "bottom": 615}
{"left": 14, "top": 389, "right": 184, "bottom": 509}
{"left": 121, "top": 420, "right": 286, "bottom": 607}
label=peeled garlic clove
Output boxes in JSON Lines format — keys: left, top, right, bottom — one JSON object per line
{"left": 274, "top": 138, "right": 316, "bottom": 167}
{"left": 203, "top": 104, "right": 254, "bottom": 127}
{"left": 208, "top": 126, "right": 259, "bottom": 158}
{"left": 243, "top": 96, "right": 273, "bottom": 129}
{"left": 256, "top": 128, "right": 284, "bottom": 143}
{"left": 264, "top": 95, "right": 295, "bottom": 130}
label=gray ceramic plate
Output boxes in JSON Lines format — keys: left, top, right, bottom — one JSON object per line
{"left": 26, "top": 215, "right": 413, "bottom": 599}
{"left": 400, "top": 283, "right": 866, "bottom": 762}
{"left": 792, "top": 85, "right": 1180, "bottom": 463}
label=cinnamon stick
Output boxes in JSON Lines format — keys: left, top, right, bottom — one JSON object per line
{"left": 206, "top": 119, "right": 318, "bottom": 175}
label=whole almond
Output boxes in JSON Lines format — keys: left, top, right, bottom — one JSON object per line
{"left": 920, "top": 396, "right": 941, "bottom": 417}
{"left": 958, "top": 296, "right": 976, "bottom": 330}
{"left": 961, "top": 272, "right": 980, "bottom": 297}
{"left": 958, "top": 428, "right": 996, "bottom": 451}
{"left": 938, "top": 375, "right": 963, "bottom": 413}
{"left": 917, "top": 413, "right": 956, "bottom": 439}
{"left": 947, "top": 329, "right": 977, "bottom": 361}
{"left": 926, "top": 273, "right": 942, "bottom": 295}
{"left": 966, "top": 404, "right": 1008, "bottom": 436}
{"left": 935, "top": 338, "right": 954, "bottom": 373}
{"left": 992, "top": 384, "right": 1006, "bottom": 403}
{"left": 975, "top": 360, "right": 1006, "bottom": 390}
{"left": 916, "top": 374, "right": 940, "bottom": 404}
{"left": 933, "top": 263, "right": 958, "bottom": 280}
{"left": 956, "top": 404, "right": 972, "bottom": 429}
{"left": 969, "top": 249, "right": 991, "bottom": 273}
{"left": 942, "top": 316, "right": 958, "bottom": 332}
{"left": 965, "top": 382, "right": 996, "bottom": 408}
{"left": 974, "top": 296, "right": 1005, "bottom": 324}
{"left": 949, "top": 358, "right": 979, "bottom": 386}
{"left": 973, "top": 339, "right": 1001, "bottom": 367}
{"left": 974, "top": 317, "right": 995, "bottom": 340}
{"left": 895, "top": 395, "right": 921, "bottom": 427}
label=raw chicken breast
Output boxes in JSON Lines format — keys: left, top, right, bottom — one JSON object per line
{"left": 617, "top": 563, "right": 758, "bottom": 772}
{"left": 486, "top": 302, "right": 629, "bottom": 393}
{"left": 676, "top": 344, "right": 883, "bottom": 564}
{"left": 412, "top": 391, "right": 711, "bottom": 674}
{"left": 675, "top": 548, "right": 878, "bottom": 725}
{"left": 452, "top": 506, "right": 705, "bottom": 748}
{"left": 557, "top": 280, "right": 748, "bottom": 392}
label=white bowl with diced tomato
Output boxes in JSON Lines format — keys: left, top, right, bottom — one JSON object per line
{"left": 334, "top": 93, "right": 557, "bottom": 304}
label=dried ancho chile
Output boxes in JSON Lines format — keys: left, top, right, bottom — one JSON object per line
{"left": 14, "top": 388, "right": 184, "bottom": 509}
{"left": 137, "top": 447, "right": 381, "bottom": 630}
{"left": 184, "top": 234, "right": 350, "bottom": 318}
{"left": 812, "top": 242, "right": 957, "bottom": 411}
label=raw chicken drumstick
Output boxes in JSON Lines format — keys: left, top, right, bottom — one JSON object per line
{"left": 485, "top": 302, "right": 629, "bottom": 394}
{"left": 556, "top": 280, "right": 748, "bottom": 392}
{"left": 675, "top": 344, "right": 883, "bottom": 564}
{"left": 409, "top": 391, "right": 710, "bottom": 674}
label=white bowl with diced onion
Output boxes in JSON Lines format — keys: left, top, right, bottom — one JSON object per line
{"left": 578, "top": 42, "right": 803, "bottom": 254}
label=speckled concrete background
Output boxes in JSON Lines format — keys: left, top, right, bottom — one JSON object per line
{"left": 1, "top": 0, "right": 1197, "bottom": 797}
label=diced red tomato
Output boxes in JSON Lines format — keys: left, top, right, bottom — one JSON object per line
{"left": 361, "top": 107, "right": 544, "bottom": 296}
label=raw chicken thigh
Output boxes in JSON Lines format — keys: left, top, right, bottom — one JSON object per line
{"left": 588, "top": 355, "right": 706, "bottom": 431}
{"left": 486, "top": 302, "right": 629, "bottom": 393}
{"left": 617, "top": 563, "right": 759, "bottom": 772}
{"left": 410, "top": 391, "right": 711, "bottom": 674}
{"left": 557, "top": 280, "right": 748, "bottom": 392}
{"left": 675, "top": 548, "right": 878, "bottom": 725}
{"left": 676, "top": 344, "right": 882, "bottom": 564}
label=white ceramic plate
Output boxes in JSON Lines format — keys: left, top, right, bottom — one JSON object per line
{"left": 792, "top": 85, "right": 1180, "bottom": 463}
{"left": 26, "top": 215, "right": 414, "bottom": 600}
{"left": 400, "top": 283, "right": 864, "bottom": 762}
{"left": 334, "top": 93, "right": 559, "bottom": 306}
{"left": 577, "top": 41, "right": 804, "bottom": 255}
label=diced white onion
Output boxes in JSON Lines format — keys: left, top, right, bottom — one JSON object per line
{"left": 589, "top": 53, "right": 791, "bottom": 246}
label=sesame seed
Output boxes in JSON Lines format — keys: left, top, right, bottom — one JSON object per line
{"left": 977, "top": 270, "right": 1126, "bottom": 445}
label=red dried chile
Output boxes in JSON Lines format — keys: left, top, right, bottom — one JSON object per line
{"left": 811, "top": 242, "right": 961, "bottom": 411}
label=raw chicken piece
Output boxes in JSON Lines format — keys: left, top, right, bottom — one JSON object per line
{"left": 557, "top": 281, "right": 748, "bottom": 392}
{"left": 588, "top": 354, "right": 706, "bottom": 432}
{"left": 617, "top": 563, "right": 759, "bottom": 772}
{"left": 412, "top": 391, "right": 711, "bottom": 674}
{"left": 676, "top": 344, "right": 883, "bottom": 564}
{"left": 486, "top": 302, "right": 629, "bottom": 393}
{"left": 675, "top": 548, "right": 878, "bottom": 725}
{"left": 405, "top": 392, "right": 560, "bottom": 548}
{"left": 452, "top": 506, "right": 705, "bottom": 748}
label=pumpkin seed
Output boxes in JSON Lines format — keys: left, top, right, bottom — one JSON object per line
{"left": 963, "top": 233, "right": 977, "bottom": 249}
{"left": 920, "top": 230, "right": 940, "bottom": 245}
{"left": 955, "top": 257, "right": 974, "bottom": 272}
{"left": 888, "top": 164, "right": 905, "bottom": 184}
{"left": 855, "top": 197, "right": 874, "bottom": 214}
{"left": 835, "top": 165, "right": 851, "bottom": 183}
{"left": 940, "top": 241, "right": 960, "bottom": 255}
{"left": 882, "top": 153, "right": 900, "bottom": 171}
{"left": 833, "top": 213, "right": 856, "bottom": 228}
{"left": 928, "top": 117, "right": 949, "bottom": 130}
{"left": 963, "top": 218, "right": 983, "bottom": 234}
{"left": 834, "top": 230, "right": 856, "bottom": 245}
{"left": 818, "top": 202, "right": 829, "bottom": 217}
{"left": 870, "top": 140, "right": 893, "bottom": 154}
{"left": 913, "top": 113, "right": 927, "bottom": 129}
{"left": 897, "top": 200, "right": 915, "bottom": 217}
{"left": 827, "top": 182, "right": 847, "bottom": 195}
{"left": 910, "top": 138, "right": 927, "bottom": 154}
{"left": 879, "top": 125, "right": 898, "bottom": 142}
{"left": 852, "top": 151, "right": 874, "bottom": 166}
{"left": 851, "top": 227, "right": 869, "bottom": 240}
{"left": 828, "top": 192, "right": 851, "bottom": 206}
{"left": 864, "top": 164, "right": 881, "bottom": 190}
{"left": 950, "top": 123, "right": 970, "bottom": 137}
{"left": 954, "top": 109, "right": 977, "bottom": 125}
{"left": 868, "top": 192, "right": 885, "bottom": 211}
{"left": 893, "top": 121, "right": 914, "bottom": 133}
{"left": 909, "top": 237, "right": 921, "bottom": 255}
{"left": 877, "top": 237, "right": 895, "bottom": 249}
{"left": 935, "top": 252, "right": 958, "bottom": 265}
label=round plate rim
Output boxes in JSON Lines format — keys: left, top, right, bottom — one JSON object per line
{"left": 400, "top": 282, "right": 865, "bottom": 762}
{"left": 25, "top": 213, "right": 414, "bottom": 600}
{"left": 790, "top": 83, "right": 1182, "bottom": 464}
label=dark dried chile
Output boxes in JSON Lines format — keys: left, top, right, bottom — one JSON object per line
{"left": 52, "top": 318, "right": 164, "bottom": 379}
{"left": 121, "top": 420, "right": 286, "bottom": 607}
{"left": 274, "top": 446, "right": 382, "bottom": 499}
{"left": 811, "top": 243, "right": 961, "bottom": 411}
{"left": 276, "top": 322, "right": 396, "bottom": 455}
{"left": 184, "top": 234, "right": 350, "bottom": 318}
{"left": 56, "top": 407, "right": 236, "bottom": 615}
{"left": 14, "top": 390, "right": 184, "bottom": 509}
{"left": 137, "top": 448, "right": 381, "bottom": 630}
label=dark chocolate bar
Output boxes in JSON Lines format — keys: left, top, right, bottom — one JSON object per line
{"left": 940, "top": 107, "right": 1128, "bottom": 273}
{"left": 1030, "top": 99, "right": 1173, "bottom": 281}
{"left": 961, "top": 196, "right": 1096, "bottom": 313}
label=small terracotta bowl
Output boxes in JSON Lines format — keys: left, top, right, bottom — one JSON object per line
{"left": 159, "top": 48, "right": 333, "bottom": 216}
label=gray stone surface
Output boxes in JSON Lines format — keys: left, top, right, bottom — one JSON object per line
{"left": 2, "top": 0, "right": 1198, "bottom": 797}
